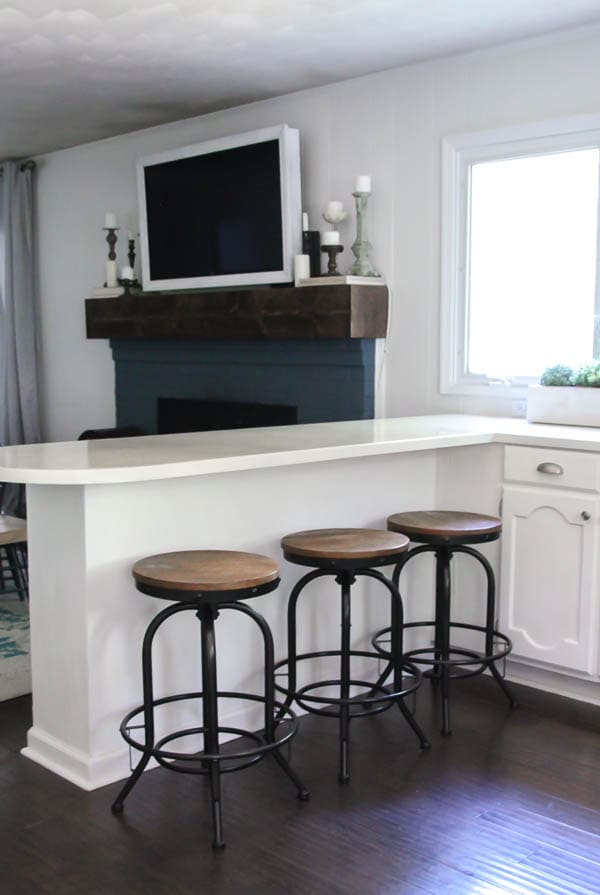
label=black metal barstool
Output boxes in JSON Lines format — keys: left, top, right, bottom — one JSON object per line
{"left": 275, "top": 528, "right": 430, "bottom": 785}
{"left": 372, "top": 511, "right": 518, "bottom": 736}
{"left": 111, "top": 549, "right": 309, "bottom": 850}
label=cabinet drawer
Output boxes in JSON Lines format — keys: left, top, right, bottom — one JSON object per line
{"left": 504, "top": 445, "right": 600, "bottom": 492}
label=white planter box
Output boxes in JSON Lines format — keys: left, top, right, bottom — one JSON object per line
{"left": 527, "top": 385, "right": 600, "bottom": 427}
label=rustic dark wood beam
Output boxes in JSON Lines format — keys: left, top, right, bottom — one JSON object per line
{"left": 85, "top": 284, "right": 388, "bottom": 340}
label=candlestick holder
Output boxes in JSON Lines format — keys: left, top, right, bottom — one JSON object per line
{"left": 118, "top": 277, "right": 140, "bottom": 295}
{"left": 350, "top": 192, "right": 379, "bottom": 277}
{"left": 102, "top": 226, "right": 120, "bottom": 288}
{"left": 127, "top": 237, "right": 136, "bottom": 271}
{"left": 103, "top": 226, "right": 119, "bottom": 261}
{"left": 321, "top": 244, "right": 343, "bottom": 276}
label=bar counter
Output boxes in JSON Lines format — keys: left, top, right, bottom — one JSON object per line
{"left": 2, "top": 414, "right": 599, "bottom": 789}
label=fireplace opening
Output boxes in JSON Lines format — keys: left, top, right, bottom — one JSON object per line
{"left": 157, "top": 397, "right": 298, "bottom": 435}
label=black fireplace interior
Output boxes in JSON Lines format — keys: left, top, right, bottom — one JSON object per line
{"left": 157, "top": 397, "right": 298, "bottom": 434}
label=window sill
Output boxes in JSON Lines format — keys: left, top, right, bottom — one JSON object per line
{"left": 440, "top": 379, "right": 530, "bottom": 399}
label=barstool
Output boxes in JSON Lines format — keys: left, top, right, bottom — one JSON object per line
{"left": 275, "top": 529, "right": 430, "bottom": 784}
{"left": 372, "top": 511, "right": 518, "bottom": 736}
{"left": 111, "top": 549, "right": 309, "bottom": 850}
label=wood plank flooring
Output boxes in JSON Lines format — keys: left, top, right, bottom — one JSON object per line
{"left": 1, "top": 678, "right": 600, "bottom": 894}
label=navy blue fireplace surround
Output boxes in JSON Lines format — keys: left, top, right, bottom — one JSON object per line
{"left": 85, "top": 284, "right": 388, "bottom": 433}
{"left": 112, "top": 339, "right": 376, "bottom": 434}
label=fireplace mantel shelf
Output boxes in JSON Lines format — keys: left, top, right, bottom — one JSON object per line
{"left": 85, "top": 283, "right": 388, "bottom": 341}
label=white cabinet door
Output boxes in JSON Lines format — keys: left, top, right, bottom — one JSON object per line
{"left": 499, "top": 485, "right": 600, "bottom": 675}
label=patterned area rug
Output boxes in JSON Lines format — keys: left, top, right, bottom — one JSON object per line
{"left": 0, "top": 598, "right": 31, "bottom": 701}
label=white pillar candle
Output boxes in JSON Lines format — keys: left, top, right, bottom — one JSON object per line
{"left": 121, "top": 265, "right": 135, "bottom": 280}
{"left": 127, "top": 230, "right": 134, "bottom": 241}
{"left": 294, "top": 254, "right": 311, "bottom": 286}
{"left": 105, "top": 260, "right": 118, "bottom": 288}
{"left": 322, "top": 230, "right": 340, "bottom": 245}
{"left": 302, "top": 212, "right": 309, "bottom": 231}
{"left": 105, "top": 212, "right": 117, "bottom": 229}
{"left": 355, "top": 175, "right": 371, "bottom": 193}
{"left": 326, "top": 200, "right": 344, "bottom": 215}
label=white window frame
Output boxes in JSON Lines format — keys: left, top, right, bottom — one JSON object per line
{"left": 440, "top": 113, "right": 600, "bottom": 397}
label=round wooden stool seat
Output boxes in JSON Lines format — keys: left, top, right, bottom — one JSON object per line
{"left": 387, "top": 511, "right": 502, "bottom": 546}
{"left": 132, "top": 549, "right": 279, "bottom": 600}
{"left": 281, "top": 528, "right": 410, "bottom": 568}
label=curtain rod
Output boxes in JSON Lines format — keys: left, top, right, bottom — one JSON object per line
{"left": 0, "top": 160, "right": 37, "bottom": 176}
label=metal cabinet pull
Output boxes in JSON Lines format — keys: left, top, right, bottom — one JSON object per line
{"left": 581, "top": 511, "right": 591, "bottom": 521}
{"left": 536, "top": 461, "right": 564, "bottom": 475}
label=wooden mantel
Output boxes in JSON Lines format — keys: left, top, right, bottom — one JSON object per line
{"left": 85, "top": 283, "right": 388, "bottom": 341}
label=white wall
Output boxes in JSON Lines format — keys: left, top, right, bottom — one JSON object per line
{"left": 35, "top": 24, "right": 600, "bottom": 441}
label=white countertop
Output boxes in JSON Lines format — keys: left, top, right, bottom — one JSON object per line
{"left": 2, "top": 414, "right": 600, "bottom": 485}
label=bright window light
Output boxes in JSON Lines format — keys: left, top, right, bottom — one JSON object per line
{"left": 467, "top": 148, "right": 599, "bottom": 381}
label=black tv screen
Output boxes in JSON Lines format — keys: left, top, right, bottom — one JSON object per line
{"left": 144, "top": 139, "right": 283, "bottom": 281}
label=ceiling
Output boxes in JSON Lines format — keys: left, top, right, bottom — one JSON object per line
{"left": 3, "top": 0, "right": 600, "bottom": 160}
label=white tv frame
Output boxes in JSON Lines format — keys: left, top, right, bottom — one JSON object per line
{"left": 137, "top": 124, "right": 302, "bottom": 292}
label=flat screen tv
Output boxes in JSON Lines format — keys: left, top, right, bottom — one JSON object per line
{"left": 137, "top": 124, "right": 301, "bottom": 292}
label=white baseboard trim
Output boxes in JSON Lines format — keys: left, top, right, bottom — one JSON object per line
{"left": 22, "top": 726, "right": 133, "bottom": 790}
{"left": 505, "top": 660, "right": 600, "bottom": 706}
{"left": 20, "top": 695, "right": 308, "bottom": 791}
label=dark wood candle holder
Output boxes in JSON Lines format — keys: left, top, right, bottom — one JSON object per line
{"left": 103, "top": 227, "right": 119, "bottom": 261}
{"left": 118, "top": 277, "right": 140, "bottom": 295}
{"left": 321, "top": 244, "right": 343, "bottom": 276}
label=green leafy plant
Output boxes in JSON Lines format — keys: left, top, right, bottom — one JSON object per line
{"left": 540, "top": 362, "right": 600, "bottom": 387}
{"left": 573, "top": 362, "right": 600, "bottom": 387}
{"left": 540, "top": 364, "right": 574, "bottom": 386}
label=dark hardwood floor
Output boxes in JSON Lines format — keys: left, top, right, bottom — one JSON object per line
{"left": 1, "top": 678, "right": 600, "bottom": 894}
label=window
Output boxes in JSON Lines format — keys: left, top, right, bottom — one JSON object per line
{"left": 441, "top": 116, "right": 600, "bottom": 396}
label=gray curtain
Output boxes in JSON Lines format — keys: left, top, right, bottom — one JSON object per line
{"left": 0, "top": 161, "right": 41, "bottom": 514}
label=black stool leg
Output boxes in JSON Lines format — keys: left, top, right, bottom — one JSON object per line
{"left": 370, "top": 549, "right": 432, "bottom": 695}
{"left": 458, "top": 546, "right": 519, "bottom": 710}
{"left": 362, "top": 568, "right": 430, "bottom": 751}
{"left": 368, "top": 557, "right": 407, "bottom": 694}
{"left": 338, "top": 571, "right": 353, "bottom": 783}
{"left": 227, "top": 601, "right": 309, "bottom": 800}
{"left": 277, "top": 569, "right": 329, "bottom": 719}
{"left": 436, "top": 546, "right": 452, "bottom": 736}
{"left": 432, "top": 555, "right": 444, "bottom": 684}
{"left": 388, "top": 575, "right": 430, "bottom": 750}
{"left": 261, "top": 610, "right": 309, "bottom": 799}
{"left": 112, "top": 604, "right": 177, "bottom": 814}
{"left": 482, "top": 553, "right": 518, "bottom": 709}
{"left": 199, "top": 604, "right": 225, "bottom": 851}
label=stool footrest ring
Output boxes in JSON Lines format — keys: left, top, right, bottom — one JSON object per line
{"left": 372, "top": 621, "right": 512, "bottom": 667}
{"left": 119, "top": 691, "right": 298, "bottom": 774}
{"left": 274, "top": 649, "right": 422, "bottom": 719}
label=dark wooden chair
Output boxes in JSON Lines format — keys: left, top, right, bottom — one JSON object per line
{"left": 0, "top": 515, "right": 28, "bottom": 600}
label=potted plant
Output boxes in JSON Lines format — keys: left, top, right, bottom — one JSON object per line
{"left": 527, "top": 362, "right": 600, "bottom": 426}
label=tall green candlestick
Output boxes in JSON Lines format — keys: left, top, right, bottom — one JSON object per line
{"left": 350, "top": 191, "right": 379, "bottom": 277}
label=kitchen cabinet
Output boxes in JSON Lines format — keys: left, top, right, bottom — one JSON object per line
{"left": 500, "top": 446, "right": 600, "bottom": 676}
